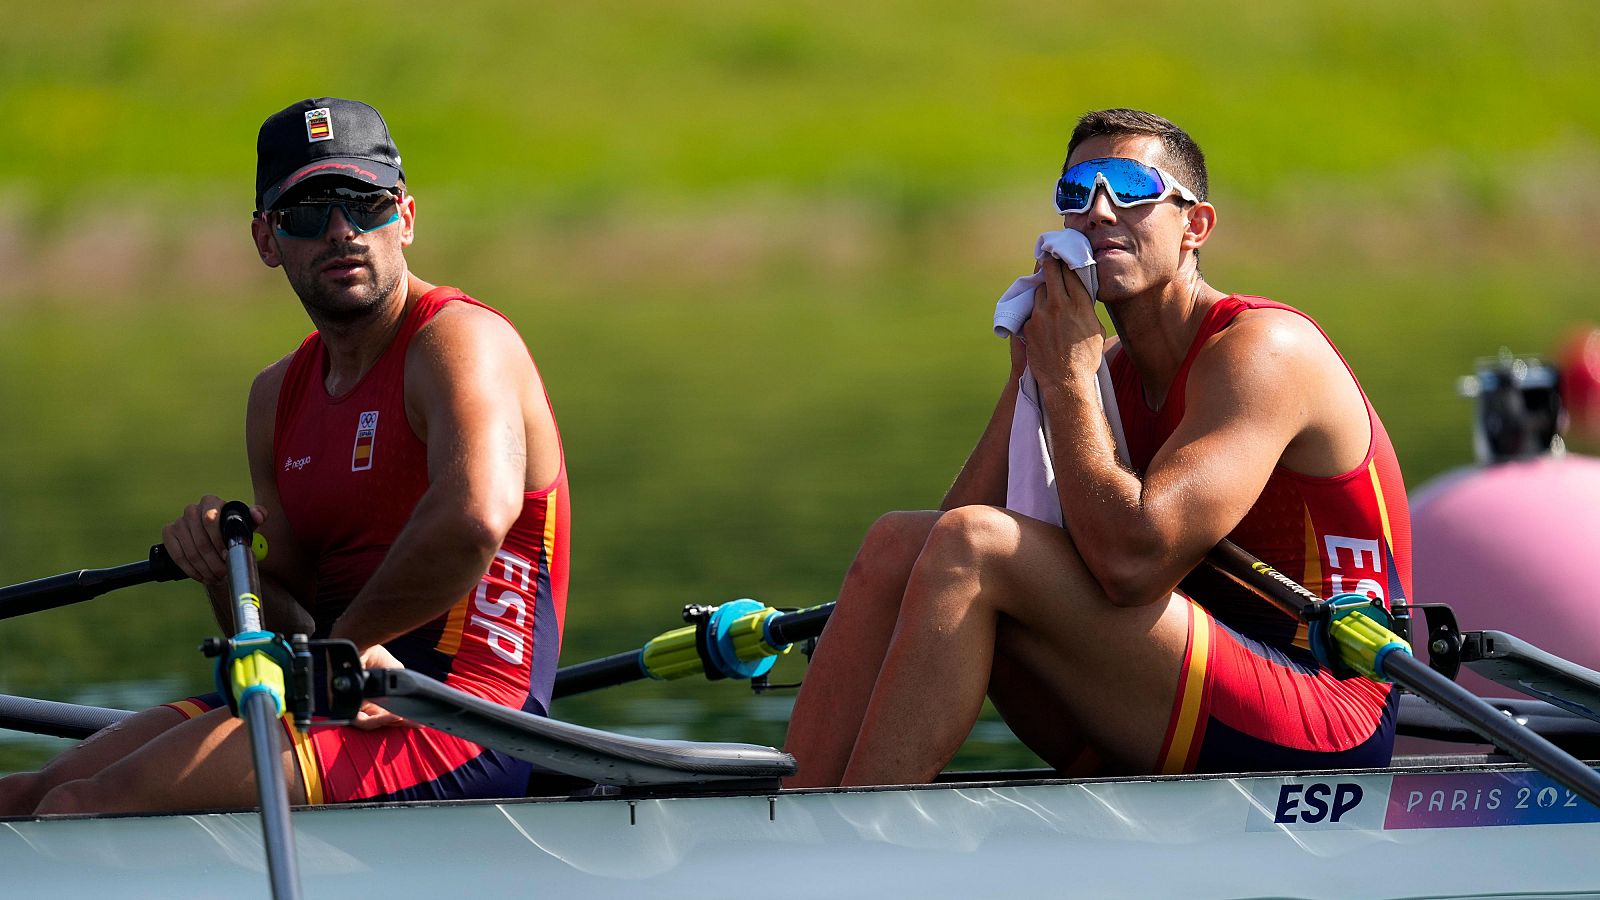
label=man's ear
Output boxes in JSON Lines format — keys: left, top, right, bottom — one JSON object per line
{"left": 251, "top": 215, "right": 282, "bottom": 268}
{"left": 396, "top": 194, "right": 416, "bottom": 249}
{"left": 1181, "top": 201, "right": 1217, "bottom": 253}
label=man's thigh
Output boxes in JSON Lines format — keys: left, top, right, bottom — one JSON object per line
{"left": 962, "top": 507, "right": 1196, "bottom": 771}
{"left": 155, "top": 695, "right": 534, "bottom": 804}
{"left": 68, "top": 705, "right": 308, "bottom": 813}
{"left": 988, "top": 590, "right": 1194, "bottom": 773}
{"left": 1187, "top": 611, "right": 1397, "bottom": 774}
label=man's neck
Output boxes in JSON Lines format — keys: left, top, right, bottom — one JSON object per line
{"left": 1108, "top": 271, "right": 1227, "bottom": 410}
{"left": 311, "top": 273, "right": 433, "bottom": 396}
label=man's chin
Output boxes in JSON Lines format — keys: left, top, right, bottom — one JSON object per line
{"left": 289, "top": 265, "right": 403, "bottom": 325}
{"left": 301, "top": 288, "right": 383, "bottom": 323}
{"left": 1094, "top": 280, "right": 1133, "bottom": 304}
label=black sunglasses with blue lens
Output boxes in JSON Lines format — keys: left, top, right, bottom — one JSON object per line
{"left": 269, "top": 187, "right": 401, "bottom": 240}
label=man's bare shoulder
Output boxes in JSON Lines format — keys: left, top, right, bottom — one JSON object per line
{"left": 412, "top": 299, "right": 527, "bottom": 360}
{"left": 248, "top": 351, "right": 298, "bottom": 412}
{"left": 1196, "top": 305, "right": 1344, "bottom": 386}
{"left": 1186, "top": 303, "right": 1369, "bottom": 473}
{"left": 404, "top": 298, "right": 542, "bottom": 416}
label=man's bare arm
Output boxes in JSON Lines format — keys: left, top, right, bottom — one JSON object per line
{"left": 326, "top": 303, "right": 554, "bottom": 651}
{"left": 1026, "top": 262, "right": 1366, "bottom": 606}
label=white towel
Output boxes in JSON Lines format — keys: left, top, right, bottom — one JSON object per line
{"left": 993, "top": 230, "right": 1099, "bottom": 339}
{"left": 996, "top": 230, "right": 1130, "bottom": 526}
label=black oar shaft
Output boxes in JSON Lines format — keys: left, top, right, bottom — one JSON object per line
{"left": 552, "top": 603, "right": 839, "bottom": 700}
{"left": 767, "top": 602, "right": 835, "bottom": 647}
{"left": 1206, "top": 537, "right": 1600, "bottom": 809}
{"left": 0, "top": 545, "right": 184, "bottom": 621}
{"left": 1385, "top": 651, "right": 1600, "bottom": 808}
{"left": 1203, "top": 540, "right": 1320, "bottom": 618}
{"left": 553, "top": 650, "right": 645, "bottom": 699}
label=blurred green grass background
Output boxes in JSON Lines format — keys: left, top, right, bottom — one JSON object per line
{"left": 1, "top": 0, "right": 1597, "bottom": 772}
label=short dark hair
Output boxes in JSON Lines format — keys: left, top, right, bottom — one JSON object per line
{"left": 1065, "top": 109, "right": 1208, "bottom": 202}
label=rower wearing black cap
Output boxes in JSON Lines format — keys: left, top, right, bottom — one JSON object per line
{"left": 0, "top": 97, "right": 573, "bottom": 816}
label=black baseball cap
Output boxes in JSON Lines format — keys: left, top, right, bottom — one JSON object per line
{"left": 255, "top": 98, "right": 404, "bottom": 211}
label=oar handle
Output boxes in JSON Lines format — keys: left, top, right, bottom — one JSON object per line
{"left": 220, "top": 500, "right": 263, "bottom": 634}
{"left": 552, "top": 601, "right": 838, "bottom": 699}
{"left": 0, "top": 544, "right": 186, "bottom": 621}
{"left": 1203, "top": 540, "right": 1323, "bottom": 620}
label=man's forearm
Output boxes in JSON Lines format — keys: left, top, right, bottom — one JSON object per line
{"left": 1042, "top": 372, "right": 1167, "bottom": 603}
{"left": 326, "top": 490, "right": 507, "bottom": 650}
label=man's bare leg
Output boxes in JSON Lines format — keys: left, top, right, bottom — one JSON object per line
{"left": 987, "top": 646, "right": 1101, "bottom": 776}
{"left": 32, "top": 705, "right": 307, "bottom": 816}
{"left": 783, "top": 510, "right": 941, "bottom": 787}
{"left": 839, "top": 505, "right": 1191, "bottom": 786}
{"left": 0, "top": 706, "right": 187, "bottom": 817}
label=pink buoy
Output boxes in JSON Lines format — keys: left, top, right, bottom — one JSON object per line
{"left": 1398, "top": 353, "right": 1597, "bottom": 757}
{"left": 1411, "top": 454, "right": 1600, "bottom": 697}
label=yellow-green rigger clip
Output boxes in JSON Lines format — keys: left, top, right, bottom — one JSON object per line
{"left": 641, "top": 624, "right": 704, "bottom": 681}
{"left": 639, "top": 599, "right": 792, "bottom": 682}
{"left": 1310, "top": 592, "right": 1412, "bottom": 682}
{"left": 216, "top": 629, "right": 293, "bottom": 720}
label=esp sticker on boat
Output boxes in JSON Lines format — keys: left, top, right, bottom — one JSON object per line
{"left": 1246, "top": 779, "right": 1382, "bottom": 831}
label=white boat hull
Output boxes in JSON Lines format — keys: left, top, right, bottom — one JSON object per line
{"left": 4, "top": 763, "right": 1597, "bottom": 898}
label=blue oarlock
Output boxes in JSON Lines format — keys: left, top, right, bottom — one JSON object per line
{"left": 703, "top": 598, "right": 785, "bottom": 680}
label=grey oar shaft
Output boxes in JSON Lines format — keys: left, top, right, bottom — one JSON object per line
{"left": 219, "top": 500, "right": 302, "bottom": 900}
{"left": 1385, "top": 651, "right": 1600, "bottom": 809}
{"left": 244, "top": 691, "right": 301, "bottom": 900}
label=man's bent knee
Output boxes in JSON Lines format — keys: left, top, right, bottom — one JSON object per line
{"left": 924, "top": 505, "right": 1024, "bottom": 570}
{"left": 844, "top": 511, "right": 941, "bottom": 585}
{"left": 0, "top": 772, "right": 48, "bottom": 817}
{"left": 863, "top": 510, "right": 941, "bottom": 555}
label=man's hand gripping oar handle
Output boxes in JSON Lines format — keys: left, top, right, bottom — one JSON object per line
{"left": 1205, "top": 538, "right": 1600, "bottom": 809}
{"left": 208, "top": 501, "right": 292, "bottom": 720}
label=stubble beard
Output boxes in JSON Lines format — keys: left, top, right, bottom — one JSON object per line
{"left": 288, "top": 256, "right": 405, "bottom": 326}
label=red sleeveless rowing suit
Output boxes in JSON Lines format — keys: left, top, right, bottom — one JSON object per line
{"left": 1111, "top": 295, "right": 1411, "bottom": 774}
{"left": 170, "top": 286, "right": 571, "bottom": 803}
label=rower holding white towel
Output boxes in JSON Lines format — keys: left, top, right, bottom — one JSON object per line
{"left": 992, "top": 229, "right": 1130, "bottom": 527}
{"left": 788, "top": 108, "right": 1411, "bottom": 790}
